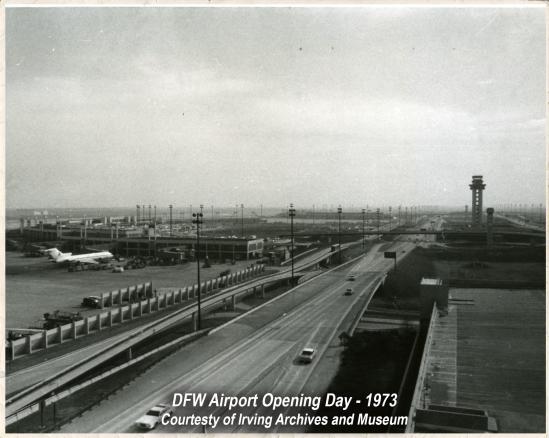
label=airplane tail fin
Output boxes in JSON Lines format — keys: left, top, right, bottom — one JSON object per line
{"left": 47, "top": 248, "right": 63, "bottom": 260}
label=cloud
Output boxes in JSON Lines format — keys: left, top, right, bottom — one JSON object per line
{"left": 250, "top": 94, "right": 476, "bottom": 147}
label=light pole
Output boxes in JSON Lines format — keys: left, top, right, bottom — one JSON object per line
{"left": 289, "top": 204, "right": 296, "bottom": 285}
{"left": 337, "top": 206, "right": 342, "bottom": 264}
{"left": 376, "top": 208, "right": 380, "bottom": 239}
{"left": 241, "top": 204, "right": 244, "bottom": 237}
{"left": 192, "top": 211, "right": 203, "bottom": 330}
{"left": 169, "top": 204, "right": 173, "bottom": 236}
{"left": 361, "top": 208, "right": 366, "bottom": 250}
{"left": 388, "top": 206, "right": 392, "bottom": 231}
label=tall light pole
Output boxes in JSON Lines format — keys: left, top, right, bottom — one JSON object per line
{"left": 337, "top": 206, "right": 342, "bottom": 264}
{"left": 169, "top": 204, "right": 173, "bottom": 236}
{"left": 240, "top": 204, "right": 244, "bottom": 237}
{"left": 361, "top": 208, "right": 366, "bottom": 250}
{"left": 388, "top": 206, "right": 392, "bottom": 231}
{"left": 289, "top": 204, "right": 296, "bottom": 285}
{"left": 376, "top": 208, "right": 380, "bottom": 239}
{"left": 192, "top": 211, "right": 203, "bottom": 330}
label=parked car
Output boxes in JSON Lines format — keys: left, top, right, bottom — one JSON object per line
{"left": 135, "top": 403, "right": 172, "bottom": 430}
{"left": 82, "top": 296, "right": 102, "bottom": 308}
{"left": 298, "top": 347, "right": 316, "bottom": 364}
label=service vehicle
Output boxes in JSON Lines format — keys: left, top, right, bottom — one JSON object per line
{"left": 42, "top": 310, "right": 83, "bottom": 330}
{"left": 135, "top": 403, "right": 173, "bottom": 430}
{"left": 82, "top": 296, "right": 102, "bottom": 308}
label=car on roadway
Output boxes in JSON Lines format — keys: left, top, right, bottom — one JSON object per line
{"left": 298, "top": 347, "right": 316, "bottom": 364}
{"left": 347, "top": 275, "right": 356, "bottom": 281}
{"left": 344, "top": 288, "right": 354, "bottom": 296}
{"left": 135, "top": 403, "right": 172, "bottom": 430}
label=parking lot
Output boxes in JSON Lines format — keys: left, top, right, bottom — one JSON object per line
{"left": 6, "top": 252, "right": 260, "bottom": 329}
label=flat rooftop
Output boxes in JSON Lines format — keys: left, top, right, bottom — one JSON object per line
{"left": 418, "top": 288, "right": 545, "bottom": 433}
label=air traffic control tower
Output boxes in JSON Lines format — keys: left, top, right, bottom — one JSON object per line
{"left": 469, "top": 175, "right": 486, "bottom": 227}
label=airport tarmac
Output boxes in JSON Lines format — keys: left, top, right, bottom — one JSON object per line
{"left": 6, "top": 252, "right": 265, "bottom": 329}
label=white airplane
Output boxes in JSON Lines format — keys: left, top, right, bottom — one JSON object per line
{"left": 47, "top": 248, "right": 114, "bottom": 265}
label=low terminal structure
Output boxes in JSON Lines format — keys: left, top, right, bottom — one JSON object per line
{"left": 409, "top": 287, "right": 545, "bottom": 433}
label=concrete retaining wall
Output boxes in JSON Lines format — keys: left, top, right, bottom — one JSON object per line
{"left": 8, "top": 265, "right": 265, "bottom": 360}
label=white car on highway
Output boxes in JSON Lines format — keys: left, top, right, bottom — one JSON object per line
{"left": 135, "top": 403, "right": 172, "bottom": 430}
{"left": 298, "top": 347, "right": 316, "bottom": 364}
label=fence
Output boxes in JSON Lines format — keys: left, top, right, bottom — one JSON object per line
{"left": 8, "top": 265, "right": 265, "bottom": 360}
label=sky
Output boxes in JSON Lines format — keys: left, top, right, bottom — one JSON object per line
{"left": 6, "top": 6, "right": 546, "bottom": 209}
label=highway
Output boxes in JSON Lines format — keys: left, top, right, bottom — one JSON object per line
{"left": 60, "top": 240, "right": 414, "bottom": 433}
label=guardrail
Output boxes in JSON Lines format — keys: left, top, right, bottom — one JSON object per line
{"left": 406, "top": 303, "right": 439, "bottom": 432}
{"left": 279, "top": 248, "right": 318, "bottom": 266}
{"left": 6, "top": 329, "right": 210, "bottom": 427}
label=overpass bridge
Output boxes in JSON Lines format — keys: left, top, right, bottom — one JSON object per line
{"left": 283, "top": 229, "right": 545, "bottom": 239}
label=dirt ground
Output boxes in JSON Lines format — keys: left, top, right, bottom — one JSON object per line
{"left": 5, "top": 251, "right": 264, "bottom": 329}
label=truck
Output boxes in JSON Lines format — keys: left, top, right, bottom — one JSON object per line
{"left": 42, "top": 310, "right": 84, "bottom": 330}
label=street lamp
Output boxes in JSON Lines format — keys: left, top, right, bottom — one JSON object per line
{"left": 192, "top": 211, "right": 203, "bottom": 330}
{"left": 361, "top": 208, "right": 366, "bottom": 250}
{"left": 337, "top": 206, "right": 342, "bottom": 264}
{"left": 376, "top": 208, "right": 380, "bottom": 239}
{"left": 169, "top": 204, "right": 173, "bottom": 236}
{"left": 241, "top": 204, "right": 244, "bottom": 237}
{"left": 289, "top": 204, "right": 296, "bottom": 285}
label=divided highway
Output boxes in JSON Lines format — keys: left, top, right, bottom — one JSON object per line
{"left": 61, "top": 240, "right": 413, "bottom": 433}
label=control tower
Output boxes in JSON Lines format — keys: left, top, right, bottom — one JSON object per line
{"left": 469, "top": 175, "right": 486, "bottom": 227}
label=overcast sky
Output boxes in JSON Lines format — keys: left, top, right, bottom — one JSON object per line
{"left": 6, "top": 6, "right": 545, "bottom": 209}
